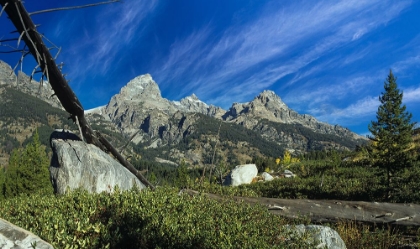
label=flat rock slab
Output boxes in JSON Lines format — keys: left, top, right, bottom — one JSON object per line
{"left": 0, "top": 218, "right": 54, "bottom": 249}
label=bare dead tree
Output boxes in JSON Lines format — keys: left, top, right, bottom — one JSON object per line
{"left": 0, "top": 0, "right": 155, "bottom": 190}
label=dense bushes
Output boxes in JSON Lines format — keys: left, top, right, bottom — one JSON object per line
{"left": 0, "top": 188, "right": 311, "bottom": 249}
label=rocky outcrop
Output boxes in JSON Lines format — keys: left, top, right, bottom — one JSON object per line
{"left": 0, "top": 218, "right": 54, "bottom": 249}
{"left": 0, "top": 60, "right": 62, "bottom": 109}
{"left": 224, "top": 90, "right": 365, "bottom": 137}
{"left": 224, "top": 164, "right": 258, "bottom": 186}
{"left": 221, "top": 90, "right": 366, "bottom": 153}
{"left": 49, "top": 130, "right": 145, "bottom": 194}
{"left": 0, "top": 60, "right": 16, "bottom": 86}
{"left": 285, "top": 224, "right": 346, "bottom": 249}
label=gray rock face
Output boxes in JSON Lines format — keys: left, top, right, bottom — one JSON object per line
{"left": 0, "top": 61, "right": 16, "bottom": 86}
{"left": 0, "top": 60, "right": 62, "bottom": 109}
{"left": 96, "top": 74, "right": 226, "bottom": 143}
{"left": 0, "top": 218, "right": 54, "bottom": 249}
{"left": 222, "top": 90, "right": 366, "bottom": 153}
{"left": 49, "top": 130, "right": 145, "bottom": 194}
{"left": 285, "top": 224, "right": 346, "bottom": 249}
{"left": 224, "top": 164, "right": 258, "bottom": 186}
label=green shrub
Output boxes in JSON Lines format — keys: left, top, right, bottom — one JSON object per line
{"left": 0, "top": 187, "right": 313, "bottom": 249}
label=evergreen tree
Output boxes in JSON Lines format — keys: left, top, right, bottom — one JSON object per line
{"left": 1, "top": 129, "right": 52, "bottom": 198}
{"left": 368, "top": 70, "right": 415, "bottom": 198}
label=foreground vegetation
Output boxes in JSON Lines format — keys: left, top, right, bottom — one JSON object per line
{"left": 2, "top": 187, "right": 418, "bottom": 249}
{"left": 0, "top": 188, "right": 301, "bottom": 249}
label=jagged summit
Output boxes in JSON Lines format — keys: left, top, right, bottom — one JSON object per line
{"left": 119, "top": 74, "right": 162, "bottom": 101}
{"left": 255, "top": 90, "right": 288, "bottom": 110}
{"left": 223, "top": 90, "right": 289, "bottom": 122}
{"left": 189, "top": 93, "right": 199, "bottom": 100}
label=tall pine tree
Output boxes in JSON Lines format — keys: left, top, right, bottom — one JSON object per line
{"left": 1, "top": 129, "right": 52, "bottom": 198}
{"left": 368, "top": 70, "right": 415, "bottom": 198}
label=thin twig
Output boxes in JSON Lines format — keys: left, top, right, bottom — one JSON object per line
{"left": 0, "top": 37, "right": 19, "bottom": 43}
{"left": 29, "top": 0, "right": 121, "bottom": 15}
{"left": 36, "top": 30, "right": 60, "bottom": 54}
{"left": 0, "top": 49, "right": 26, "bottom": 53}
{"left": 119, "top": 130, "right": 140, "bottom": 154}
{"left": 0, "top": 2, "right": 8, "bottom": 17}
{"left": 54, "top": 47, "right": 61, "bottom": 60}
{"left": 30, "top": 64, "right": 40, "bottom": 81}
{"left": 17, "top": 29, "right": 25, "bottom": 47}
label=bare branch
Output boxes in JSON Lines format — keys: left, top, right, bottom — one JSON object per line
{"left": 0, "top": 37, "right": 19, "bottom": 43}
{"left": 0, "top": 1, "right": 7, "bottom": 17}
{"left": 12, "top": 48, "right": 29, "bottom": 72}
{"left": 0, "top": 49, "right": 26, "bottom": 53}
{"left": 29, "top": 0, "right": 122, "bottom": 16}
{"left": 29, "top": 64, "right": 40, "bottom": 81}
{"left": 119, "top": 130, "right": 140, "bottom": 154}
{"left": 17, "top": 29, "right": 24, "bottom": 47}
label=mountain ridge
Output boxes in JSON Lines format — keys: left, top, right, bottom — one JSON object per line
{"left": 0, "top": 60, "right": 366, "bottom": 167}
{"left": 85, "top": 73, "right": 366, "bottom": 157}
{"left": 86, "top": 73, "right": 364, "bottom": 138}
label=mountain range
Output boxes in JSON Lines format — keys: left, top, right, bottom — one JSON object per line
{"left": 0, "top": 60, "right": 366, "bottom": 167}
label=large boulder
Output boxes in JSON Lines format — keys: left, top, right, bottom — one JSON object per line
{"left": 285, "top": 224, "right": 346, "bottom": 249}
{"left": 224, "top": 164, "right": 258, "bottom": 186}
{"left": 49, "top": 130, "right": 145, "bottom": 194}
{"left": 0, "top": 218, "right": 54, "bottom": 249}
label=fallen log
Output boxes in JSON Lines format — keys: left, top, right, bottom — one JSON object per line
{"left": 183, "top": 189, "right": 420, "bottom": 226}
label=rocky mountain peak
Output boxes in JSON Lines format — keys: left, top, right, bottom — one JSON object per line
{"left": 223, "top": 90, "right": 289, "bottom": 122}
{"left": 119, "top": 74, "right": 162, "bottom": 101}
{"left": 255, "top": 90, "right": 288, "bottom": 110}
{"left": 190, "top": 93, "right": 199, "bottom": 100}
{"left": 174, "top": 93, "right": 210, "bottom": 114}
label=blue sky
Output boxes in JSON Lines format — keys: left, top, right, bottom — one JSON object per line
{"left": 1, "top": 0, "right": 420, "bottom": 135}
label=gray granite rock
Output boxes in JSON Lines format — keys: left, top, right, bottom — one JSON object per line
{"left": 224, "top": 164, "right": 258, "bottom": 186}
{"left": 285, "top": 224, "right": 346, "bottom": 249}
{"left": 49, "top": 130, "right": 145, "bottom": 194}
{"left": 0, "top": 218, "right": 54, "bottom": 249}
{"left": 262, "top": 172, "right": 274, "bottom": 181}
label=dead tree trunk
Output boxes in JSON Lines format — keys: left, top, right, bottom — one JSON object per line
{"left": 0, "top": 0, "right": 155, "bottom": 190}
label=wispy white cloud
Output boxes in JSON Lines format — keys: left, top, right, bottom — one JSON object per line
{"left": 308, "top": 85, "right": 420, "bottom": 126}
{"left": 285, "top": 75, "right": 380, "bottom": 107}
{"left": 310, "top": 96, "right": 379, "bottom": 125}
{"left": 393, "top": 56, "right": 420, "bottom": 74}
{"left": 153, "top": 0, "right": 411, "bottom": 108}
{"left": 404, "top": 86, "right": 420, "bottom": 103}
{"left": 60, "top": 1, "right": 158, "bottom": 89}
